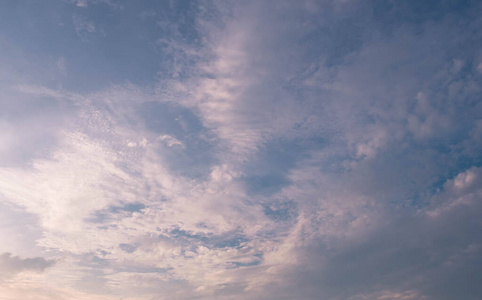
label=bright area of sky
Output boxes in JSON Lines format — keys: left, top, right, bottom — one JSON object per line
{"left": 0, "top": 0, "right": 481, "bottom": 299}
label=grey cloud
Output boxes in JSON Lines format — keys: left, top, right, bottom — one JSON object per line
{"left": 0, "top": 253, "right": 55, "bottom": 278}
{"left": 119, "top": 243, "right": 137, "bottom": 253}
{"left": 171, "top": 1, "right": 482, "bottom": 298}
{"left": 258, "top": 168, "right": 482, "bottom": 300}
{"left": 86, "top": 203, "right": 146, "bottom": 224}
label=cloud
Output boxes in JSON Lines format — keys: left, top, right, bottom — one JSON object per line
{"left": 0, "top": 0, "right": 482, "bottom": 299}
{"left": 73, "top": 15, "right": 96, "bottom": 38}
{"left": 56, "top": 56, "right": 67, "bottom": 76}
{"left": 0, "top": 253, "right": 54, "bottom": 279}
{"left": 67, "top": 0, "right": 118, "bottom": 9}
{"left": 0, "top": 85, "right": 277, "bottom": 296}
{"left": 250, "top": 167, "right": 482, "bottom": 300}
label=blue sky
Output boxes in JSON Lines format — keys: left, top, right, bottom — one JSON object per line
{"left": 0, "top": 0, "right": 481, "bottom": 299}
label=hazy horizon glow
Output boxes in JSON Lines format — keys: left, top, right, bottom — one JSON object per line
{"left": 0, "top": 1, "right": 481, "bottom": 299}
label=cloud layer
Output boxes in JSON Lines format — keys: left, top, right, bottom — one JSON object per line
{"left": 0, "top": 0, "right": 481, "bottom": 299}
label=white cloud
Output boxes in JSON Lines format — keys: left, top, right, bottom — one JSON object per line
{"left": 67, "top": 0, "right": 118, "bottom": 9}
{"left": 56, "top": 56, "right": 67, "bottom": 76}
{"left": 0, "top": 85, "right": 282, "bottom": 296}
{"left": 157, "top": 134, "right": 184, "bottom": 148}
{"left": 73, "top": 16, "right": 96, "bottom": 38}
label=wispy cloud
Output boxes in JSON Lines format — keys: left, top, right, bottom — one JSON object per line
{"left": 73, "top": 15, "right": 96, "bottom": 38}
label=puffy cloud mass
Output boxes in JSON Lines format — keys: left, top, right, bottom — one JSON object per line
{"left": 0, "top": 0, "right": 481, "bottom": 299}
{"left": 0, "top": 253, "right": 54, "bottom": 279}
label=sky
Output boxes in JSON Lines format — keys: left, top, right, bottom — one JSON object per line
{"left": 0, "top": 0, "right": 481, "bottom": 299}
